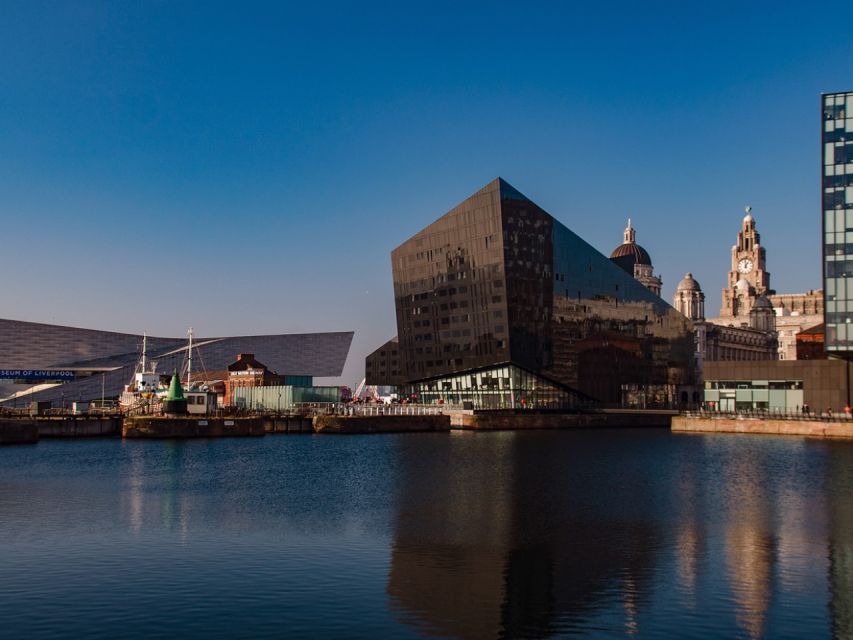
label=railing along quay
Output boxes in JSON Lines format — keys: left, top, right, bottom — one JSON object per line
{"left": 294, "top": 402, "right": 449, "bottom": 417}
{"left": 682, "top": 409, "right": 853, "bottom": 422}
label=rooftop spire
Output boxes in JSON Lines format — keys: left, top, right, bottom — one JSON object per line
{"left": 623, "top": 218, "right": 636, "bottom": 244}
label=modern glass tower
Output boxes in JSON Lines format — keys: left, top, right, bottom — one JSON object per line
{"left": 823, "top": 91, "right": 853, "bottom": 357}
{"left": 367, "top": 178, "right": 695, "bottom": 408}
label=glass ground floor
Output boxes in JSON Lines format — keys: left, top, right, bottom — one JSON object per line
{"left": 402, "top": 364, "right": 585, "bottom": 409}
{"left": 704, "top": 379, "right": 804, "bottom": 412}
{"left": 232, "top": 384, "right": 341, "bottom": 411}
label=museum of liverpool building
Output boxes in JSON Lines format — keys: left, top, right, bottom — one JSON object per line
{"left": 365, "top": 178, "right": 695, "bottom": 409}
{"left": 0, "top": 318, "right": 353, "bottom": 406}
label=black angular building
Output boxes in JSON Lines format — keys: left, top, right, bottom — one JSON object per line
{"left": 366, "top": 178, "right": 694, "bottom": 408}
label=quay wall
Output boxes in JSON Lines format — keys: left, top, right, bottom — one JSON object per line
{"left": 36, "top": 417, "right": 120, "bottom": 437}
{"left": 448, "top": 410, "right": 674, "bottom": 430}
{"left": 0, "top": 420, "right": 39, "bottom": 444}
{"left": 263, "top": 416, "right": 314, "bottom": 434}
{"left": 313, "top": 414, "right": 450, "bottom": 434}
{"left": 672, "top": 415, "right": 853, "bottom": 438}
{"left": 123, "top": 417, "right": 265, "bottom": 438}
{"left": 0, "top": 416, "right": 120, "bottom": 442}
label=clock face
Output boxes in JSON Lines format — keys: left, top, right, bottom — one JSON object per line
{"left": 737, "top": 258, "right": 754, "bottom": 274}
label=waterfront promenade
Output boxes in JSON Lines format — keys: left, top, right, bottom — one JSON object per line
{"left": 673, "top": 409, "right": 853, "bottom": 438}
{"left": 1, "top": 403, "right": 677, "bottom": 442}
{"left": 9, "top": 403, "right": 853, "bottom": 443}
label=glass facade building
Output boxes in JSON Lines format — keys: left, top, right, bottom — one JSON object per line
{"left": 703, "top": 379, "right": 804, "bottom": 412}
{"left": 409, "top": 364, "right": 582, "bottom": 409}
{"left": 232, "top": 384, "right": 341, "bottom": 411}
{"left": 367, "top": 178, "right": 695, "bottom": 408}
{"left": 823, "top": 91, "right": 853, "bottom": 356}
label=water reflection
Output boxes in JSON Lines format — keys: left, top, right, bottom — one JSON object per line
{"left": 387, "top": 431, "right": 663, "bottom": 638}
{"left": 120, "top": 441, "right": 193, "bottom": 540}
{"left": 387, "top": 432, "right": 853, "bottom": 639}
{"left": 828, "top": 441, "right": 853, "bottom": 640}
{"left": 1, "top": 432, "right": 853, "bottom": 638}
{"left": 720, "top": 447, "right": 775, "bottom": 639}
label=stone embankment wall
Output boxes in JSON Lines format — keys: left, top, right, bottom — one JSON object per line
{"left": 0, "top": 420, "right": 39, "bottom": 444}
{"left": 448, "top": 410, "right": 673, "bottom": 430}
{"left": 313, "top": 414, "right": 450, "bottom": 434}
{"left": 123, "top": 417, "right": 265, "bottom": 438}
{"left": 672, "top": 415, "right": 853, "bottom": 438}
{"left": 1, "top": 417, "right": 120, "bottom": 443}
{"left": 263, "top": 416, "right": 314, "bottom": 434}
{"left": 37, "top": 417, "right": 121, "bottom": 437}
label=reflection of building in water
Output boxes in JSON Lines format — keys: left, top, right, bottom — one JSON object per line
{"left": 366, "top": 178, "right": 695, "bottom": 408}
{"left": 828, "top": 444, "right": 853, "bottom": 639}
{"left": 675, "top": 523, "right": 701, "bottom": 607}
{"left": 720, "top": 449, "right": 776, "bottom": 640}
{"left": 386, "top": 434, "right": 662, "bottom": 638}
{"left": 671, "top": 452, "right": 706, "bottom": 611}
{"left": 774, "top": 464, "right": 828, "bottom": 606}
{"left": 725, "top": 522, "right": 774, "bottom": 639}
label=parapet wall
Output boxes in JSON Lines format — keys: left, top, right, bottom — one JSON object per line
{"left": 448, "top": 410, "right": 673, "bottom": 430}
{"left": 123, "top": 417, "right": 265, "bottom": 438}
{"left": 672, "top": 415, "right": 853, "bottom": 438}
{"left": 313, "top": 414, "right": 450, "bottom": 434}
{"left": 0, "top": 420, "right": 39, "bottom": 444}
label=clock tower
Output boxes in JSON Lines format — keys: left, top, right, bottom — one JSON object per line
{"left": 719, "top": 208, "right": 773, "bottom": 318}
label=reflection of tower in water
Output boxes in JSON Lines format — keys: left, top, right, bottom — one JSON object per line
{"left": 725, "top": 521, "right": 774, "bottom": 639}
{"left": 672, "top": 464, "right": 705, "bottom": 609}
{"left": 675, "top": 521, "right": 702, "bottom": 608}
{"left": 721, "top": 449, "right": 775, "bottom": 640}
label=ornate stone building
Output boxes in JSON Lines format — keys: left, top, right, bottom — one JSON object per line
{"left": 673, "top": 271, "right": 777, "bottom": 372}
{"left": 673, "top": 272, "right": 705, "bottom": 321}
{"left": 719, "top": 209, "right": 773, "bottom": 318}
{"left": 706, "top": 209, "right": 823, "bottom": 360}
{"left": 609, "top": 219, "right": 663, "bottom": 296}
{"left": 769, "top": 291, "right": 824, "bottom": 360}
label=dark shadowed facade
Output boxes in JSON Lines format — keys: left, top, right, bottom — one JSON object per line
{"left": 366, "top": 178, "right": 694, "bottom": 408}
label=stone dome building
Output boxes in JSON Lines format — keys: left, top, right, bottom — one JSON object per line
{"left": 750, "top": 294, "right": 775, "bottom": 332}
{"left": 609, "top": 219, "right": 662, "bottom": 296}
{"left": 673, "top": 273, "right": 705, "bottom": 321}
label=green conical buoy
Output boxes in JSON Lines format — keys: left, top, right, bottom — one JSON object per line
{"left": 165, "top": 370, "right": 185, "bottom": 401}
{"left": 162, "top": 369, "right": 188, "bottom": 415}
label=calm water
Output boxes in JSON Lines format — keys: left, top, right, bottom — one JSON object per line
{"left": 1, "top": 429, "right": 852, "bottom": 639}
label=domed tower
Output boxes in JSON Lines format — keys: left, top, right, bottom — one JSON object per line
{"left": 673, "top": 273, "right": 705, "bottom": 320}
{"left": 609, "top": 219, "right": 662, "bottom": 296}
{"left": 750, "top": 294, "right": 776, "bottom": 332}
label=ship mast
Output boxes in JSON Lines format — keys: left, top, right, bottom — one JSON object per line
{"left": 141, "top": 332, "right": 147, "bottom": 374}
{"left": 187, "top": 327, "right": 194, "bottom": 389}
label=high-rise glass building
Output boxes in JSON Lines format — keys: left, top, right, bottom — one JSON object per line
{"left": 366, "top": 178, "right": 695, "bottom": 408}
{"left": 823, "top": 91, "right": 853, "bottom": 357}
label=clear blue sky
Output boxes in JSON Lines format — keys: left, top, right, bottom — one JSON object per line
{"left": 2, "top": 1, "right": 851, "bottom": 385}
